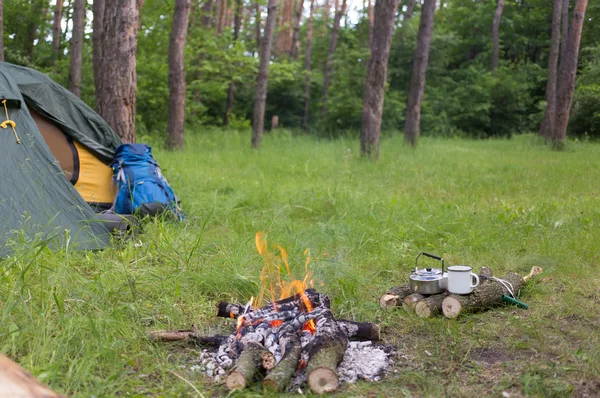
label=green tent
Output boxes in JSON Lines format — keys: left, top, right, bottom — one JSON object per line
{"left": 0, "top": 62, "right": 121, "bottom": 256}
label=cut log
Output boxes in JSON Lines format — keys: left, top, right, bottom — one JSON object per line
{"left": 146, "top": 329, "right": 229, "bottom": 347}
{"left": 226, "top": 341, "right": 273, "bottom": 390}
{"left": 379, "top": 284, "right": 412, "bottom": 310}
{"left": 0, "top": 354, "right": 64, "bottom": 398}
{"left": 478, "top": 267, "right": 493, "bottom": 278}
{"left": 415, "top": 294, "right": 446, "bottom": 318}
{"left": 336, "top": 320, "right": 380, "bottom": 341}
{"left": 305, "top": 309, "right": 348, "bottom": 394}
{"left": 262, "top": 331, "right": 302, "bottom": 392}
{"left": 442, "top": 271, "right": 526, "bottom": 319}
{"left": 402, "top": 293, "right": 426, "bottom": 312}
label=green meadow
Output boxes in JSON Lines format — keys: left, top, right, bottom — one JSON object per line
{"left": 2, "top": 131, "right": 599, "bottom": 397}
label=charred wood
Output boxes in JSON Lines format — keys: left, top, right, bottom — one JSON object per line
{"left": 225, "top": 341, "right": 274, "bottom": 390}
{"left": 262, "top": 330, "right": 302, "bottom": 392}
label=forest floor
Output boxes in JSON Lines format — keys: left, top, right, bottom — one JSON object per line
{"left": 1, "top": 131, "right": 599, "bottom": 397}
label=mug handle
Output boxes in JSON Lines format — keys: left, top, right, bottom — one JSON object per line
{"left": 471, "top": 273, "right": 480, "bottom": 288}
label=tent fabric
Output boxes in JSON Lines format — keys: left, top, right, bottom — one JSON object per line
{"left": 0, "top": 68, "right": 110, "bottom": 256}
{"left": 0, "top": 62, "right": 121, "bottom": 164}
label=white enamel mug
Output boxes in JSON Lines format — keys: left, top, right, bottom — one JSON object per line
{"left": 447, "top": 265, "right": 480, "bottom": 294}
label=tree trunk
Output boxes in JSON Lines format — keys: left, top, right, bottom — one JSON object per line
{"left": 367, "top": 0, "right": 374, "bottom": 49}
{"left": 251, "top": 0, "right": 278, "bottom": 148}
{"left": 404, "top": 0, "right": 416, "bottom": 19}
{"left": 0, "top": 0, "right": 3, "bottom": 62}
{"left": 224, "top": 0, "right": 243, "bottom": 126}
{"left": 553, "top": 0, "right": 587, "bottom": 144}
{"left": 560, "top": 0, "right": 570, "bottom": 63}
{"left": 95, "top": 0, "right": 141, "bottom": 143}
{"left": 201, "top": 0, "right": 213, "bottom": 28}
{"left": 321, "top": 0, "right": 347, "bottom": 119}
{"left": 302, "top": 0, "right": 314, "bottom": 130}
{"left": 403, "top": 0, "right": 435, "bottom": 147}
{"left": 491, "top": 0, "right": 504, "bottom": 73}
{"left": 25, "top": 0, "right": 45, "bottom": 61}
{"left": 92, "top": 0, "right": 105, "bottom": 106}
{"left": 289, "top": 0, "right": 304, "bottom": 59}
{"left": 276, "top": 0, "right": 295, "bottom": 54}
{"left": 254, "top": 1, "right": 261, "bottom": 55}
{"left": 68, "top": 0, "right": 85, "bottom": 97}
{"left": 52, "top": 0, "right": 64, "bottom": 62}
{"left": 538, "top": 0, "right": 563, "bottom": 139}
{"left": 359, "top": 0, "right": 399, "bottom": 159}
{"left": 167, "top": 0, "right": 191, "bottom": 150}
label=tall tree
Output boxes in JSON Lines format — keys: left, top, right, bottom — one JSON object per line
{"left": 321, "top": 0, "right": 347, "bottom": 119}
{"left": 553, "top": 0, "right": 588, "bottom": 144}
{"left": 224, "top": 0, "right": 243, "bottom": 126}
{"left": 302, "top": 0, "right": 315, "bottom": 130}
{"left": 404, "top": 0, "right": 416, "bottom": 19}
{"left": 68, "top": 0, "right": 86, "bottom": 97}
{"left": 289, "top": 0, "right": 304, "bottom": 59}
{"left": 367, "top": 0, "right": 374, "bottom": 49}
{"left": 0, "top": 0, "right": 3, "bottom": 62}
{"left": 92, "top": 0, "right": 105, "bottom": 101}
{"left": 491, "top": 0, "right": 504, "bottom": 73}
{"left": 359, "top": 0, "right": 399, "bottom": 159}
{"left": 404, "top": 0, "right": 435, "bottom": 147}
{"left": 251, "top": 0, "right": 277, "bottom": 148}
{"left": 538, "top": 0, "right": 563, "bottom": 139}
{"left": 276, "top": 0, "right": 295, "bottom": 54}
{"left": 167, "top": 0, "right": 191, "bottom": 149}
{"left": 560, "top": 0, "right": 570, "bottom": 63}
{"left": 95, "top": 0, "right": 142, "bottom": 143}
{"left": 254, "top": 1, "right": 261, "bottom": 54}
{"left": 52, "top": 0, "right": 64, "bottom": 61}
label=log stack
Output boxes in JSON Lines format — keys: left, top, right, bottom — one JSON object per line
{"left": 380, "top": 266, "right": 542, "bottom": 319}
{"left": 149, "top": 288, "right": 382, "bottom": 394}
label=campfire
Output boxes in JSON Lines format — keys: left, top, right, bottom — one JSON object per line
{"left": 150, "top": 233, "right": 393, "bottom": 394}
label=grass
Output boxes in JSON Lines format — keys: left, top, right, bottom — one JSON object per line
{"left": 1, "top": 131, "right": 600, "bottom": 397}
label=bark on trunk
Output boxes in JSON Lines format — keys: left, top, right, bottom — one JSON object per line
{"left": 553, "top": 0, "right": 588, "bottom": 144}
{"left": 491, "top": 0, "right": 504, "bottom": 73}
{"left": 224, "top": 0, "right": 243, "bottom": 126}
{"left": 92, "top": 0, "right": 105, "bottom": 108}
{"left": 255, "top": 1, "right": 261, "bottom": 54}
{"left": 379, "top": 284, "right": 412, "bottom": 309}
{"left": 201, "top": 0, "right": 214, "bottom": 28}
{"left": 320, "top": 0, "right": 347, "bottom": 119}
{"left": 251, "top": 0, "right": 278, "bottom": 149}
{"left": 167, "top": 0, "right": 191, "bottom": 150}
{"left": 538, "top": 0, "right": 563, "bottom": 139}
{"left": 302, "top": 0, "right": 315, "bottom": 130}
{"left": 403, "top": 0, "right": 435, "bottom": 147}
{"left": 401, "top": 293, "right": 425, "bottom": 312}
{"left": 367, "top": 0, "right": 374, "bottom": 50}
{"left": 52, "top": 0, "right": 64, "bottom": 62}
{"left": 289, "top": 0, "right": 305, "bottom": 59}
{"left": 442, "top": 272, "right": 525, "bottom": 319}
{"left": 95, "top": 0, "right": 141, "bottom": 143}
{"left": 560, "top": 0, "right": 570, "bottom": 64}
{"left": 360, "top": 0, "right": 399, "bottom": 159}
{"left": 276, "top": 0, "right": 295, "bottom": 54}
{"left": 68, "top": 0, "right": 85, "bottom": 97}
{"left": 404, "top": 0, "right": 416, "bottom": 19}
{"left": 0, "top": 0, "right": 3, "bottom": 62}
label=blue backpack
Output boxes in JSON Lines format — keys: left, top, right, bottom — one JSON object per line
{"left": 111, "top": 144, "right": 183, "bottom": 219}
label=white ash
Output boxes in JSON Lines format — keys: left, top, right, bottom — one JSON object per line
{"left": 337, "top": 341, "right": 396, "bottom": 383}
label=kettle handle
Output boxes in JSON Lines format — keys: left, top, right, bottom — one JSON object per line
{"left": 415, "top": 252, "right": 445, "bottom": 274}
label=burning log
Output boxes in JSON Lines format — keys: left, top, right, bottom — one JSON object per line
{"left": 442, "top": 269, "right": 539, "bottom": 319}
{"left": 225, "top": 341, "right": 275, "bottom": 390}
{"left": 415, "top": 294, "right": 446, "bottom": 318}
{"left": 379, "top": 284, "right": 413, "bottom": 310}
{"left": 336, "top": 320, "right": 381, "bottom": 341}
{"left": 305, "top": 309, "right": 348, "bottom": 394}
{"left": 262, "top": 329, "right": 302, "bottom": 392}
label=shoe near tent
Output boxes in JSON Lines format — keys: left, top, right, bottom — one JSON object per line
{"left": 0, "top": 62, "right": 122, "bottom": 256}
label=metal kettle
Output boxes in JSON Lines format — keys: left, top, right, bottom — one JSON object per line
{"left": 409, "top": 252, "right": 448, "bottom": 294}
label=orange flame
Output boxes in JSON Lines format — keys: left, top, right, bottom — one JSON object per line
{"left": 251, "top": 232, "right": 316, "bottom": 334}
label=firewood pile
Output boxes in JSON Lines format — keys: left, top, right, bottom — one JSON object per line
{"left": 380, "top": 266, "right": 543, "bottom": 318}
{"left": 150, "top": 289, "right": 394, "bottom": 394}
